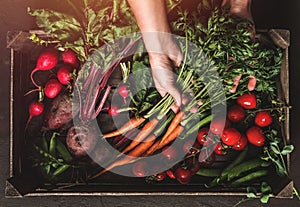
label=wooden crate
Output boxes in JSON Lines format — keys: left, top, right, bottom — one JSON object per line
{"left": 5, "top": 29, "right": 293, "bottom": 198}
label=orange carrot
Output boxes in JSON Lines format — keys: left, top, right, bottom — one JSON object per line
{"left": 103, "top": 117, "right": 145, "bottom": 138}
{"left": 158, "top": 111, "right": 184, "bottom": 144}
{"left": 145, "top": 124, "right": 184, "bottom": 156}
{"left": 119, "top": 118, "right": 159, "bottom": 155}
{"left": 89, "top": 134, "right": 157, "bottom": 179}
{"left": 143, "top": 112, "right": 184, "bottom": 156}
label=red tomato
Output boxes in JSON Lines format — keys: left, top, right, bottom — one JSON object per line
{"left": 162, "top": 146, "right": 178, "bottom": 161}
{"left": 210, "top": 118, "right": 231, "bottom": 135}
{"left": 254, "top": 111, "right": 273, "bottom": 127}
{"left": 198, "top": 150, "right": 216, "bottom": 167}
{"left": 233, "top": 134, "right": 248, "bottom": 151}
{"left": 174, "top": 167, "right": 192, "bottom": 184}
{"left": 227, "top": 105, "right": 245, "bottom": 123}
{"left": 187, "top": 159, "right": 201, "bottom": 175}
{"left": 246, "top": 126, "right": 265, "bottom": 147}
{"left": 183, "top": 139, "right": 201, "bottom": 155}
{"left": 221, "top": 128, "right": 241, "bottom": 146}
{"left": 197, "top": 128, "right": 210, "bottom": 145}
{"left": 166, "top": 170, "right": 176, "bottom": 179}
{"left": 132, "top": 161, "right": 148, "bottom": 177}
{"left": 214, "top": 142, "right": 228, "bottom": 155}
{"left": 156, "top": 172, "right": 166, "bottom": 181}
{"left": 237, "top": 93, "right": 257, "bottom": 109}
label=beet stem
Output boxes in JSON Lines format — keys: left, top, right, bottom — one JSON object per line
{"left": 92, "top": 85, "right": 111, "bottom": 119}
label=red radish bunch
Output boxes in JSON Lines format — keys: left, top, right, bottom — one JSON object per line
{"left": 57, "top": 65, "right": 73, "bottom": 85}
{"left": 26, "top": 101, "right": 44, "bottom": 129}
{"left": 62, "top": 49, "right": 79, "bottom": 68}
{"left": 30, "top": 49, "right": 59, "bottom": 88}
{"left": 44, "top": 79, "right": 63, "bottom": 99}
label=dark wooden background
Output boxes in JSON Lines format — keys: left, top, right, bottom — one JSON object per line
{"left": 1, "top": 0, "right": 300, "bottom": 206}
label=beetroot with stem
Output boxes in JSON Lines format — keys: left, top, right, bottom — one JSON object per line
{"left": 26, "top": 101, "right": 44, "bottom": 129}
{"left": 45, "top": 93, "right": 79, "bottom": 130}
{"left": 79, "top": 37, "right": 141, "bottom": 122}
{"left": 44, "top": 79, "right": 63, "bottom": 99}
{"left": 30, "top": 48, "right": 59, "bottom": 88}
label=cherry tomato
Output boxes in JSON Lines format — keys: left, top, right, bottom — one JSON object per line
{"left": 227, "top": 105, "right": 245, "bottom": 123}
{"left": 183, "top": 139, "right": 201, "bottom": 155}
{"left": 174, "top": 167, "right": 192, "bottom": 184}
{"left": 237, "top": 93, "right": 257, "bottom": 109}
{"left": 198, "top": 150, "right": 216, "bottom": 167}
{"left": 132, "top": 161, "right": 148, "bottom": 177}
{"left": 186, "top": 158, "right": 201, "bottom": 175}
{"left": 221, "top": 128, "right": 241, "bottom": 146}
{"left": 197, "top": 128, "right": 210, "bottom": 145}
{"left": 156, "top": 172, "right": 166, "bottom": 181}
{"left": 246, "top": 126, "right": 265, "bottom": 147}
{"left": 162, "top": 146, "right": 178, "bottom": 161}
{"left": 233, "top": 134, "right": 248, "bottom": 151}
{"left": 214, "top": 142, "right": 228, "bottom": 155}
{"left": 210, "top": 118, "right": 231, "bottom": 135}
{"left": 254, "top": 111, "right": 273, "bottom": 127}
{"left": 166, "top": 170, "right": 176, "bottom": 179}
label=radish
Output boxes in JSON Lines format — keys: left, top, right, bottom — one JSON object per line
{"left": 108, "top": 105, "right": 119, "bottom": 116}
{"left": 62, "top": 49, "right": 79, "bottom": 68}
{"left": 26, "top": 101, "right": 44, "bottom": 129}
{"left": 118, "top": 84, "right": 129, "bottom": 104}
{"left": 30, "top": 49, "right": 59, "bottom": 88}
{"left": 57, "top": 65, "right": 73, "bottom": 85}
{"left": 44, "top": 79, "right": 63, "bottom": 99}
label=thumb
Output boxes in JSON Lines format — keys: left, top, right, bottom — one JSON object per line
{"left": 167, "top": 84, "right": 182, "bottom": 108}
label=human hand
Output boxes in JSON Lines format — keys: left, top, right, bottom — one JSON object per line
{"left": 146, "top": 33, "right": 183, "bottom": 111}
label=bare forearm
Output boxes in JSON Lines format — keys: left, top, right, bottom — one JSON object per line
{"left": 127, "top": 0, "right": 170, "bottom": 32}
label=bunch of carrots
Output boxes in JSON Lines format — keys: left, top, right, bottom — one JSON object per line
{"left": 89, "top": 51, "right": 242, "bottom": 180}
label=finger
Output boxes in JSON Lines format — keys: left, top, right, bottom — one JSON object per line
{"left": 169, "top": 47, "right": 183, "bottom": 68}
{"left": 247, "top": 75, "right": 257, "bottom": 91}
{"left": 167, "top": 84, "right": 182, "bottom": 107}
{"left": 229, "top": 75, "right": 242, "bottom": 93}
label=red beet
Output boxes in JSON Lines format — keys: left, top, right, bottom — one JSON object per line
{"left": 30, "top": 49, "right": 59, "bottom": 88}
{"left": 45, "top": 94, "right": 79, "bottom": 130}
{"left": 57, "top": 65, "right": 73, "bottom": 85}
{"left": 62, "top": 49, "right": 79, "bottom": 68}
{"left": 44, "top": 79, "right": 63, "bottom": 99}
